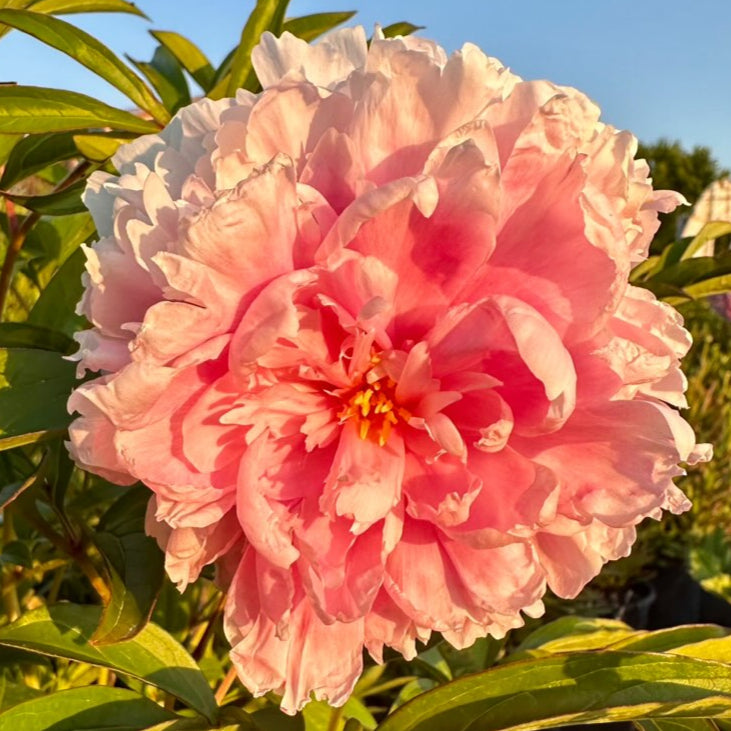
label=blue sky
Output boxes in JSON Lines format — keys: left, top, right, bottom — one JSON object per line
{"left": 2, "top": 0, "right": 730, "bottom": 170}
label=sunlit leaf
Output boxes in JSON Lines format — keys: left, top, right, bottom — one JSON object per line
{"left": 0, "top": 86, "right": 159, "bottom": 134}
{"left": 0, "top": 686, "right": 175, "bottom": 730}
{"left": 0, "top": 9, "right": 168, "bottom": 123}
{"left": 27, "top": 0, "right": 147, "bottom": 18}
{"left": 150, "top": 30, "right": 215, "bottom": 91}
{"left": 0, "top": 603, "right": 219, "bottom": 721}
{"left": 281, "top": 10, "right": 355, "bottom": 41}
{"left": 222, "top": 0, "right": 290, "bottom": 97}
{"left": 378, "top": 650, "right": 731, "bottom": 731}
{"left": 72, "top": 132, "right": 128, "bottom": 161}
{"left": 379, "top": 21, "right": 424, "bottom": 38}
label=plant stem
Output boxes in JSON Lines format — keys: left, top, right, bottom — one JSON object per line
{"left": 214, "top": 665, "right": 238, "bottom": 706}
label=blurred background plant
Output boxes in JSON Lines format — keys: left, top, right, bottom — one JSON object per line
{"left": 3, "top": 1, "right": 731, "bottom": 730}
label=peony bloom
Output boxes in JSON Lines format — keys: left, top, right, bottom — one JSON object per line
{"left": 68, "top": 27, "right": 710, "bottom": 713}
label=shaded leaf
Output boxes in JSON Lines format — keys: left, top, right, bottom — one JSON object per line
{"left": 0, "top": 449, "right": 49, "bottom": 509}
{"left": 378, "top": 650, "right": 731, "bottom": 731}
{"left": 0, "top": 603, "right": 218, "bottom": 721}
{"left": 0, "top": 322, "right": 74, "bottom": 352}
{"left": 150, "top": 30, "right": 214, "bottom": 91}
{"left": 0, "top": 347, "right": 76, "bottom": 442}
{"left": 28, "top": 245, "right": 89, "bottom": 336}
{"left": 0, "top": 9, "right": 168, "bottom": 123}
{"left": 379, "top": 21, "right": 424, "bottom": 38}
{"left": 0, "top": 428, "right": 65, "bottom": 451}
{"left": 281, "top": 10, "right": 355, "bottom": 42}
{"left": 0, "top": 685, "right": 175, "bottom": 730}
{"left": 0, "top": 131, "right": 78, "bottom": 189}
{"left": 0, "top": 86, "right": 159, "bottom": 134}
{"left": 91, "top": 484, "right": 165, "bottom": 644}
{"left": 129, "top": 45, "right": 190, "bottom": 114}
{"left": 5, "top": 178, "right": 86, "bottom": 215}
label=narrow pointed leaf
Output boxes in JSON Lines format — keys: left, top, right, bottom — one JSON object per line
{"left": 281, "top": 10, "right": 356, "bottom": 41}
{"left": 682, "top": 222, "right": 731, "bottom": 261}
{"left": 91, "top": 484, "right": 165, "bottom": 644}
{"left": 129, "top": 45, "right": 190, "bottom": 114}
{"left": 27, "top": 0, "right": 147, "bottom": 17}
{"left": 380, "top": 21, "right": 424, "bottom": 38}
{"left": 0, "top": 686, "right": 175, "bottom": 730}
{"left": 0, "top": 9, "right": 168, "bottom": 123}
{"left": 0, "top": 603, "right": 218, "bottom": 721}
{"left": 208, "top": 45, "right": 236, "bottom": 94}
{"left": 0, "top": 322, "right": 74, "bottom": 352}
{"left": 5, "top": 178, "right": 86, "bottom": 215}
{"left": 150, "top": 30, "right": 214, "bottom": 91}
{"left": 684, "top": 274, "right": 731, "bottom": 300}
{"left": 0, "top": 429, "right": 66, "bottom": 451}
{"left": 378, "top": 650, "right": 731, "bottom": 731}
{"left": 0, "top": 131, "right": 78, "bottom": 188}
{"left": 224, "top": 0, "right": 290, "bottom": 97}
{"left": 0, "top": 86, "right": 159, "bottom": 134}
{"left": 73, "top": 132, "right": 128, "bottom": 161}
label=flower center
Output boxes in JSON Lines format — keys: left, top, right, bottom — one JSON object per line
{"left": 337, "top": 358, "right": 411, "bottom": 446}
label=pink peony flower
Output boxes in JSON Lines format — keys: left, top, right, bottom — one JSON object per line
{"left": 68, "top": 27, "right": 710, "bottom": 713}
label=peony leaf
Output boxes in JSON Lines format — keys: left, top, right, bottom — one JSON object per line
{"left": 377, "top": 650, "right": 731, "bottom": 731}
{"left": 222, "top": 0, "right": 290, "bottom": 97}
{"left": 281, "top": 10, "right": 356, "bottom": 42}
{"left": 0, "top": 132, "right": 78, "bottom": 189}
{"left": 150, "top": 30, "right": 215, "bottom": 91}
{"left": 0, "top": 10, "right": 169, "bottom": 124}
{"left": 72, "top": 132, "right": 129, "bottom": 161}
{"left": 0, "top": 603, "right": 219, "bottom": 721}
{"left": 682, "top": 222, "right": 731, "bottom": 261}
{"left": 128, "top": 45, "right": 191, "bottom": 114}
{"left": 0, "top": 348, "right": 76, "bottom": 446}
{"left": 0, "top": 86, "right": 160, "bottom": 134}
{"left": 28, "top": 245, "right": 88, "bottom": 336}
{"left": 26, "top": 0, "right": 147, "bottom": 18}
{"left": 4, "top": 179, "right": 87, "bottom": 215}
{"left": 379, "top": 22, "right": 424, "bottom": 38}
{"left": 608, "top": 626, "right": 730, "bottom": 653}
{"left": 91, "top": 484, "right": 165, "bottom": 644}
{"left": 636, "top": 721, "right": 724, "bottom": 731}
{"left": 0, "top": 685, "right": 175, "bottom": 730}
{"left": 0, "top": 322, "right": 75, "bottom": 352}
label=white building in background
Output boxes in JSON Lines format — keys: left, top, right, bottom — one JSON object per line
{"left": 681, "top": 178, "right": 731, "bottom": 256}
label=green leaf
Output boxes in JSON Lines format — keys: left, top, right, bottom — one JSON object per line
{"left": 0, "top": 428, "right": 65, "bottom": 451}
{"left": 378, "top": 650, "right": 731, "bottom": 731}
{"left": 0, "top": 347, "right": 76, "bottom": 443}
{"left": 609, "top": 625, "right": 730, "bottom": 653}
{"left": 0, "top": 449, "right": 48, "bottom": 509}
{"left": 223, "top": 0, "right": 290, "bottom": 97}
{"left": 72, "top": 132, "right": 128, "bottom": 161}
{"left": 0, "top": 685, "right": 175, "bottom": 731}
{"left": 0, "top": 603, "right": 219, "bottom": 721}
{"left": 683, "top": 274, "right": 731, "bottom": 300}
{"left": 28, "top": 245, "right": 89, "bottom": 336}
{"left": 513, "top": 615, "right": 638, "bottom": 654}
{"left": 91, "top": 484, "right": 165, "bottom": 644}
{"left": 27, "top": 0, "right": 147, "bottom": 18}
{"left": 0, "top": 322, "right": 74, "bottom": 352}
{"left": 5, "top": 178, "right": 86, "bottom": 215}
{"left": 0, "top": 86, "right": 159, "bottom": 134}
{"left": 150, "top": 30, "right": 215, "bottom": 91}
{"left": 0, "top": 10, "right": 169, "bottom": 124}
{"left": 281, "top": 11, "right": 356, "bottom": 42}
{"left": 129, "top": 45, "right": 191, "bottom": 115}
{"left": 637, "top": 721, "right": 722, "bottom": 731}
{"left": 0, "top": 134, "right": 21, "bottom": 165}
{"left": 0, "top": 132, "right": 78, "bottom": 188}
{"left": 682, "top": 222, "right": 731, "bottom": 261}
{"left": 379, "top": 22, "right": 424, "bottom": 38}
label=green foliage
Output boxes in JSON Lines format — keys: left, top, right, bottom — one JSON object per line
{"left": 638, "top": 139, "right": 729, "bottom": 253}
{"left": 2, "top": 2, "right": 731, "bottom": 731}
